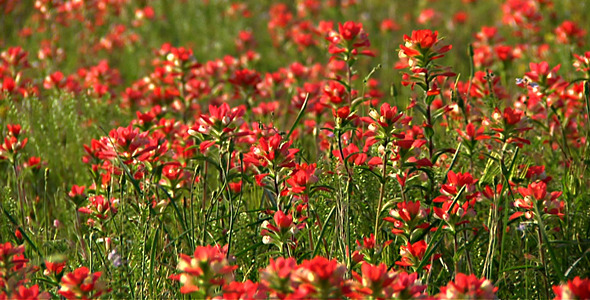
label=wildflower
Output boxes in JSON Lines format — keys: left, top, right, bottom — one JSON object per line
{"left": 292, "top": 257, "right": 349, "bottom": 298}
{"left": 58, "top": 267, "right": 108, "bottom": 300}
{"left": 552, "top": 277, "right": 590, "bottom": 300}
{"left": 510, "top": 181, "right": 563, "bottom": 220}
{"left": 284, "top": 163, "right": 319, "bottom": 198}
{"left": 456, "top": 122, "right": 490, "bottom": 153}
{"left": 331, "top": 142, "right": 367, "bottom": 166}
{"left": 327, "top": 21, "right": 374, "bottom": 61}
{"left": 491, "top": 107, "right": 532, "bottom": 147}
{"left": 438, "top": 273, "right": 497, "bottom": 299}
{"left": 380, "top": 19, "right": 400, "bottom": 32}
{"left": 0, "top": 124, "right": 28, "bottom": 161}
{"left": 555, "top": 20, "right": 586, "bottom": 46}
{"left": 350, "top": 263, "right": 394, "bottom": 298}
{"left": 395, "top": 240, "right": 436, "bottom": 271}
{"left": 12, "top": 284, "right": 50, "bottom": 300}
{"left": 44, "top": 261, "right": 66, "bottom": 277}
{"left": 188, "top": 103, "right": 246, "bottom": 142}
{"left": 384, "top": 200, "right": 430, "bottom": 238}
{"left": 78, "top": 195, "right": 118, "bottom": 221}
{"left": 399, "top": 30, "right": 451, "bottom": 66}
{"left": 107, "top": 250, "right": 123, "bottom": 268}
{"left": 261, "top": 210, "right": 305, "bottom": 250}
{"left": 220, "top": 280, "right": 267, "bottom": 299}
{"left": 350, "top": 265, "right": 426, "bottom": 299}
{"left": 68, "top": 185, "right": 86, "bottom": 207}
{"left": 433, "top": 199, "right": 476, "bottom": 228}
{"left": 352, "top": 234, "right": 393, "bottom": 265}
{"left": 243, "top": 134, "right": 299, "bottom": 170}
{"left": 397, "top": 29, "right": 454, "bottom": 94}
{"left": 573, "top": 51, "right": 590, "bottom": 75}
{"left": 259, "top": 257, "right": 297, "bottom": 297}
{"left": 172, "top": 245, "right": 237, "bottom": 297}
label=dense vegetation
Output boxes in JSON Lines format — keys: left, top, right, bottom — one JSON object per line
{"left": 1, "top": 0, "right": 590, "bottom": 299}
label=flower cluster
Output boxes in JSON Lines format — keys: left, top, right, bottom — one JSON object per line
{"left": 552, "top": 277, "right": 590, "bottom": 300}
{"left": 58, "top": 267, "right": 109, "bottom": 300}
{"left": 0, "top": 243, "right": 50, "bottom": 299}
{"left": 261, "top": 210, "right": 306, "bottom": 251}
{"left": 438, "top": 273, "right": 497, "bottom": 299}
{"left": 326, "top": 21, "right": 374, "bottom": 62}
{"left": 170, "top": 245, "right": 237, "bottom": 298}
{"left": 397, "top": 29, "right": 454, "bottom": 95}
{"left": 510, "top": 180, "right": 563, "bottom": 221}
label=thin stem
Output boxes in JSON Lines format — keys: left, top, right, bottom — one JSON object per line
{"left": 454, "top": 232, "right": 459, "bottom": 278}
{"left": 13, "top": 159, "right": 25, "bottom": 226}
{"left": 307, "top": 202, "right": 314, "bottom": 252}
{"left": 463, "top": 226, "right": 474, "bottom": 274}
{"left": 75, "top": 210, "right": 89, "bottom": 260}
{"left": 345, "top": 177, "right": 353, "bottom": 277}
{"left": 537, "top": 226, "right": 550, "bottom": 300}
{"left": 374, "top": 148, "right": 389, "bottom": 246}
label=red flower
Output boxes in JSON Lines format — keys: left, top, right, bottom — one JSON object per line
{"left": 322, "top": 81, "right": 347, "bottom": 104}
{"left": 525, "top": 61, "right": 561, "bottom": 87}
{"left": 327, "top": 21, "right": 373, "bottom": 61}
{"left": 510, "top": 181, "right": 563, "bottom": 220}
{"left": 397, "top": 29, "right": 454, "bottom": 92}
{"left": 0, "top": 124, "right": 28, "bottom": 160}
{"left": 408, "top": 30, "right": 435, "bottom": 49}
{"left": 259, "top": 257, "right": 297, "bottom": 297}
{"left": 457, "top": 123, "right": 490, "bottom": 144}
{"left": 244, "top": 133, "right": 299, "bottom": 169}
{"left": 438, "top": 273, "right": 497, "bottom": 299}
{"left": 503, "top": 107, "right": 524, "bottom": 126}
{"left": 68, "top": 185, "right": 86, "bottom": 206}
{"left": 350, "top": 263, "right": 395, "bottom": 298}
{"left": 552, "top": 277, "right": 590, "bottom": 300}
{"left": 555, "top": 20, "right": 586, "bottom": 46}
{"left": 380, "top": 19, "right": 400, "bottom": 32}
{"left": 7, "top": 124, "right": 22, "bottom": 137}
{"left": 58, "top": 267, "right": 108, "bottom": 300}
{"left": 44, "top": 261, "right": 66, "bottom": 276}
{"left": 490, "top": 107, "right": 532, "bottom": 146}
{"left": 332, "top": 143, "right": 367, "bottom": 166}
{"left": 333, "top": 106, "right": 355, "bottom": 121}
{"left": 78, "top": 195, "right": 117, "bottom": 220}
{"left": 385, "top": 201, "right": 430, "bottom": 237}
{"left": 573, "top": 51, "right": 590, "bottom": 74}
{"left": 292, "top": 256, "right": 348, "bottom": 298}
{"left": 395, "top": 240, "right": 432, "bottom": 270}
{"left": 285, "top": 163, "right": 319, "bottom": 196}
{"left": 173, "top": 245, "right": 237, "bottom": 296}
{"left": 274, "top": 210, "right": 293, "bottom": 231}
{"left": 43, "top": 71, "right": 66, "bottom": 89}
{"left": 338, "top": 21, "right": 363, "bottom": 41}
{"left": 400, "top": 30, "right": 451, "bottom": 58}
{"left": 24, "top": 156, "right": 42, "bottom": 169}
{"left": 435, "top": 171, "right": 478, "bottom": 201}
{"left": 222, "top": 280, "right": 266, "bottom": 299}
{"left": 190, "top": 103, "right": 246, "bottom": 139}
{"left": 228, "top": 68, "right": 261, "bottom": 89}
{"left": 261, "top": 210, "right": 305, "bottom": 247}
{"left": 14, "top": 284, "right": 50, "bottom": 300}
{"left": 433, "top": 198, "right": 476, "bottom": 228}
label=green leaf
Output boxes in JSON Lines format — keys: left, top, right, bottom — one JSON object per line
{"left": 312, "top": 206, "right": 336, "bottom": 258}
{"left": 285, "top": 93, "right": 309, "bottom": 140}
{"left": 424, "top": 126, "right": 434, "bottom": 139}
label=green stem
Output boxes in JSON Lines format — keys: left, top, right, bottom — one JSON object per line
{"left": 533, "top": 202, "right": 566, "bottom": 282}
{"left": 374, "top": 148, "right": 389, "bottom": 246}
{"left": 536, "top": 225, "right": 550, "bottom": 300}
